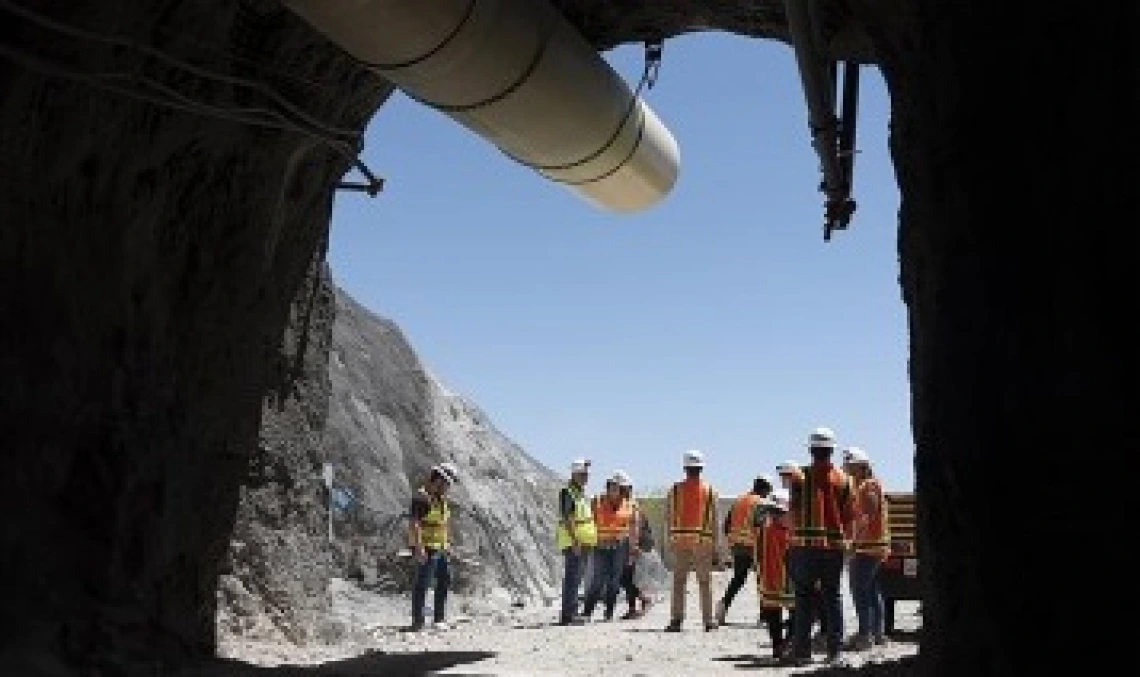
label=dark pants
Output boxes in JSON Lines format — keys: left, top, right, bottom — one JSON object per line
{"left": 583, "top": 542, "right": 627, "bottom": 618}
{"left": 787, "top": 546, "right": 845, "bottom": 657}
{"left": 719, "top": 548, "right": 754, "bottom": 612}
{"left": 560, "top": 547, "right": 585, "bottom": 622}
{"left": 849, "top": 554, "right": 885, "bottom": 638}
{"left": 411, "top": 549, "right": 450, "bottom": 624}
{"left": 761, "top": 608, "right": 788, "bottom": 655}
{"left": 620, "top": 562, "right": 642, "bottom": 607}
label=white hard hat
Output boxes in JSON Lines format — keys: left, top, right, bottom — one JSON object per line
{"left": 682, "top": 449, "right": 705, "bottom": 468}
{"left": 612, "top": 469, "right": 633, "bottom": 487}
{"left": 808, "top": 426, "right": 837, "bottom": 449}
{"left": 769, "top": 488, "right": 790, "bottom": 511}
{"left": 433, "top": 462, "right": 459, "bottom": 484}
{"left": 570, "top": 458, "right": 591, "bottom": 474}
{"left": 776, "top": 460, "right": 800, "bottom": 476}
{"left": 842, "top": 447, "right": 870, "bottom": 465}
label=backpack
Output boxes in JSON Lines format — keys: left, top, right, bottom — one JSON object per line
{"left": 637, "top": 512, "right": 655, "bottom": 552}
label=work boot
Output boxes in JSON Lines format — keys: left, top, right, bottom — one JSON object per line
{"left": 406, "top": 619, "right": 424, "bottom": 632}
{"left": 664, "top": 619, "right": 683, "bottom": 632}
{"left": 811, "top": 630, "right": 828, "bottom": 653}
{"left": 778, "top": 652, "right": 811, "bottom": 667}
{"left": 825, "top": 651, "right": 847, "bottom": 666}
{"left": 874, "top": 633, "right": 889, "bottom": 646}
{"left": 844, "top": 633, "right": 873, "bottom": 651}
{"left": 715, "top": 599, "right": 727, "bottom": 625}
{"left": 603, "top": 605, "right": 615, "bottom": 622}
{"left": 556, "top": 616, "right": 586, "bottom": 626}
{"left": 620, "top": 605, "right": 638, "bottom": 620}
{"left": 705, "top": 621, "right": 718, "bottom": 632}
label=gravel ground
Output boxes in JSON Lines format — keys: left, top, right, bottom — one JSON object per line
{"left": 205, "top": 572, "right": 921, "bottom": 676}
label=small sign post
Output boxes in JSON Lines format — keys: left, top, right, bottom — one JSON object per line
{"left": 323, "top": 463, "right": 334, "bottom": 542}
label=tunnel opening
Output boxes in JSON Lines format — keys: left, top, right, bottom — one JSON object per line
{"left": 2, "top": 1, "right": 1136, "bottom": 675}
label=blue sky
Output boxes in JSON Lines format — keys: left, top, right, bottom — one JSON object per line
{"left": 328, "top": 32, "right": 913, "bottom": 496}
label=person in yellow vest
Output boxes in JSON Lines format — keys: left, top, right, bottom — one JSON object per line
{"left": 582, "top": 473, "right": 635, "bottom": 620}
{"left": 556, "top": 458, "right": 597, "bottom": 625}
{"left": 780, "top": 427, "right": 857, "bottom": 666}
{"left": 663, "top": 449, "right": 721, "bottom": 632}
{"left": 841, "top": 446, "right": 890, "bottom": 650}
{"left": 714, "top": 474, "right": 773, "bottom": 625}
{"left": 407, "top": 462, "right": 459, "bottom": 632}
{"left": 755, "top": 488, "right": 795, "bottom": 659}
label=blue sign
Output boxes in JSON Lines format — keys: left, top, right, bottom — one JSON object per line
{"left": 332, "top": 486, "right": 355, "bottom": 512}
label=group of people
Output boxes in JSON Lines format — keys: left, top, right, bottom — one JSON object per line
{"left": 402, "top": 426, "right": 891, "bottom": 668}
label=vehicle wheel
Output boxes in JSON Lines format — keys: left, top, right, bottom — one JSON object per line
{"left": 884, "top": 599, "right": 895, "bottom": 635}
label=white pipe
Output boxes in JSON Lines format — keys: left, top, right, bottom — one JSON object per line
{"left": 282, "top": 0, "right": 680, "bottom": 213}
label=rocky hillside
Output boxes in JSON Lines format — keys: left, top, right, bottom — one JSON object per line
{"left": 323, "top": 287, "right": 562, "bottom": 601}
{"left": 219, "top": 280, "right": 562, "bottom": 647}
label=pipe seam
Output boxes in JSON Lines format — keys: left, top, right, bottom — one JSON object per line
{"left": 355, "top": 0, "right": 479, "bottom": 72}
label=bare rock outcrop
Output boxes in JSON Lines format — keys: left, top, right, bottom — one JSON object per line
{"left": 323, "top": 287, "right": 561, "bottom": 603}
{"left": 216, "top": 285, "right": 562, "bottom": 651}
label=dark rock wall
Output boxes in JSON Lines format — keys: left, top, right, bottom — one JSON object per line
{"left": 0, "top": 0, "right": 389, "bottom": 672}
{"left": 4, "top": 0, "right": 1137, "bottom": 674}
{"left": 884, "top": 2, "right": 1138, "bottom": 674}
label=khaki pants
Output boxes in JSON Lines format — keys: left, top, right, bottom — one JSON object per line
{"left": 670, "top": 544, "right": 714, "bottom": 624}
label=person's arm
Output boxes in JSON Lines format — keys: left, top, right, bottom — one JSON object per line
{"left": 662, "top": 486, "right": 673, "bottom": 552}
{"left": 709, "top": 487, "right": 722, "bottom": 559}
{"left": 628, "top": 501, "right": 641, "bottom": 555}
{"left": 559, "top": 488, "right": 580, "bottom": 550}
{"left": 407, "top": 494, "right": 429, "bottom": 561}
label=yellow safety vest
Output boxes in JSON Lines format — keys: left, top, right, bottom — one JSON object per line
{"left": 419, "top": 489, "right": 449, "bottom": 550}
{"left": 556, "top": 484, "right": 598, "bottom": 550}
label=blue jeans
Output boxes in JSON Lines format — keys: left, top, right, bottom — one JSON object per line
{"left": 561, "top": 547, "right": 585, "bottom": 622}
{"left": 583, "top": 541, "right": 627, "bottom": 617}
{"left": 787, "top": 547, "right": 845, "bottom": 657}
{"left": 411, "top": 549, "right": 450, "bottom": 624}
{"left": 849, "top": 554, "right": 885, "bottom": 638}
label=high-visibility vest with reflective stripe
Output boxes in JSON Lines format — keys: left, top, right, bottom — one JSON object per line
{"left": 669, "top": 479, "right": 715, "bottom": 548}
{"left": 556, "top": 484, "right": 598, "bottom": 549}
{"left": 790, "top": 464, "right": 853, "bottom": 549}
{"left": 728, "top": 493, "right": 764, "bottom": 547}
{"left": 593, "top": 495, "right": 633, "bottom": 543}
{"left": 853, "top": 477, "right": 890, "bottom": 559}
{"left": 418, "top": 488, "right": 450, "bottom": 550}
{"left": 755, "top": 516, "right": 794, "bottom": 609}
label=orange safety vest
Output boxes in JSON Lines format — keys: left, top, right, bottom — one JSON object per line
{"left": 755, "top": 515, "right": 794, "bottom": 609}
{"left": 593, "top": 495, "right": 633, "bottom": 543}
{"left": 727, "top": 493, "right": 764, "bottom": 547}
{"left": 669, "top": 478, "right": 715, "bottom": 548}
{"left": 790, "top": 463, "right": 855, "bottom": 550}
{"left": 853, "top": 477, "right": 890, "bottom": 559}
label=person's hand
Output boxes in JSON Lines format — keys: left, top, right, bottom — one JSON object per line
{"left": 414, "top": 546, "right": 427, "bottom": 564}
{"left": 629, "top": 544, "right": 641, "bottom": 558}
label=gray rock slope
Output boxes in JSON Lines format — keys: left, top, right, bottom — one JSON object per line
{"left": 220, "top": 281, "right": 562, "bottom": 647}
{"left": 324, "top": 287, "right": 562, "bottom": 603}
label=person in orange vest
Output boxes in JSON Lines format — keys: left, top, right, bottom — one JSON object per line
{"left": 614, "top": 470, "right": 654, "bottom": 619}
{"left": 841, "top": 447, "right": 890, "bottom": 650}
{"left": 755, "top": 488, "right": 795, "bottom": 659}
{"left": 714, "top": 474, "right": 773, "bottom": 625}
{"left": 777, "top": 459, "right": 830, "bottom": 652}
{"left": 780, "top": 427, "right": 856, "bottom": 666}
{"left": 582, "top": 474, "right": 635, "bottom": 620}
{"left": 663, "top": 449, "right": 721, "bottom": 632}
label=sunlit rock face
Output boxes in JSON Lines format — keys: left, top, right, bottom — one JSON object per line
{"left": 1, "top": 0, "right": 1133, "bottom": 674}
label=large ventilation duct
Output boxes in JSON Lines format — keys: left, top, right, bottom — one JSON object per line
{"left": 283, "top": 0, "right": 681, "bottom": 213}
